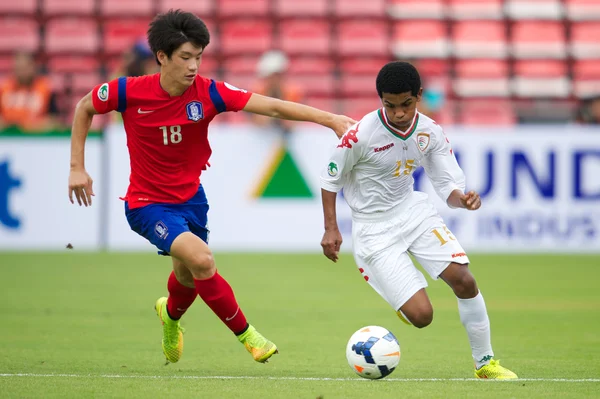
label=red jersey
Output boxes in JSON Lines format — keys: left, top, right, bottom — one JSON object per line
{"left": 91, "top": 73, "right": 252, "bottom": 209}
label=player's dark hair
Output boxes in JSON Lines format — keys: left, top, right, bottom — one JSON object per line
{"left": 147, "top": 9, "right": 211, "bottom": 65}
{"left": 376, "top": 62, "right": 421, "bottom": 98}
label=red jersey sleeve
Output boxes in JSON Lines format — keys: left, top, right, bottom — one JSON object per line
{"left": 91, "top": 77, "right": 127, "bottom": 114}
{"left": 212, "top": 80, "right": 252, "bottom": 112}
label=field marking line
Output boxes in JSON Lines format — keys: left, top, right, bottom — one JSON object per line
{"left": 0, "top": 374, "right": 598, "bottom": 382}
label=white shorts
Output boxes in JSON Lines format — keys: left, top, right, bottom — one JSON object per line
{"left": 351, "top": 192, "right": 469, "bottom": 311}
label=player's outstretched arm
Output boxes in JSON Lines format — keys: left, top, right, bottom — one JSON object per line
{"left": 243, "top": 93, "right": 356, "bottom": 138}
{"left": 320, "top": 189, "right": 343, "bottom": 262}
{"left": 68, "top": 92, "right": 97, "bottom": 207}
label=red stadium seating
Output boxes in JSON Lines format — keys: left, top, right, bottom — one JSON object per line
{"left": 71, "top": 72, "right": 102, "bottom": 93}
{"left": 220, "top": 19, "right": 273, "bottom": 55}
{"left": 393, "top": 20, "right": 448, "bottom": 58}
{"left": 447, "top": 0, "right": 503, "bottom": 20}
{"left": 47, "top": 55, "right": 100, "bottom": 72}
{"left": 217, "top": 0, "right": 269, "bottom": 17}
{"left": 42, "top": 0, "right": 95, "bottom": 16}
{"left": 334, "top": 0, "right": 386, "bottom": 17}
{"left": 452, "top": 21, "right": 507, "bottom": 58}
{"left": 573, "top": 60, "right": 600, "bottom": 98}
{"left": 505, "top": 0, "right": 564, "bottom": 20}
{"left": 305, "top": 96, "right": 338, "bottom": 114}
{"left": 274, "top": 0, "right": 328, "bottom": 17}
{"left": 277, "top": 19, "right": 331, "bottom": 56}
{"left": 570, "top": 22, "right": 600, "bottom": 59}
{"left": 45, "top": 18, "right": 99, "bottom": 54}
{"left": 388, "top": 0, "right": 445, "bottom": 19}
{"left": 336, "top": 20, "right": 389, "bottom": 57}
{"left": 157, "top": 0, "right": 213, "bottom": 16}
{"left": 100, "top": 0, "right": 154, "bottom": 17}
{"left": 0, "top": 0, "right": 37, "bottom": 14}
{"left": 339, "top": 57, "right": 390, "bottom": 96}
{"left": 512, "top": 60, "right": 570, "bottom": 98}
{"left": 287, "top": 57, "right": 335, "bottom": 96}
{"left": 0, "top": 56, "right": 12, "bottom": 74}
{"left": 103, "top": 19, "right": 152, "bottom": 55}
{"left": 565, "top": 0, "right": 600, "bottom": 21}
{"left": 510, "top": 21, "right": 566, "bottom": 59}
{"left": 199, "top": 57, "right": 219, "bottom": 79}
{"left": 340, "top": 97, "right": 382, "bottom": 120}
{"left": 458, "top": 100, "right": 517, "bottom": 126}
{"left": 222, "top": 72, "right": 256, "bottom": 92}
{"left": 453, "top": 59, "right": 510, "bottom": 97}
{"left": 0, "top": 18, "right": 39, "bottom": 53}
{"left": 222, "top": 55, "right": 261, "bottom": 74}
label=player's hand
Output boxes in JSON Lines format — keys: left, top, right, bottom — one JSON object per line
{"left": 321, "top": 228, "right": 343, "bottom": 262}
{"left": 331, "top": 115, "right": 358, "bottom": 139}
{"left": 68, "top": 168, "right": 95, "bottom": 207}
{"left": 459, "top": 190, "right": 481, "bottom": 210}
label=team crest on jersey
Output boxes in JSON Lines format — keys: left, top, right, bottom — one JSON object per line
{"left": 186, "top": 101, "right": 204, "bottom": 122}
{"left": 98, "top": 83, "right": 109, "bottom": 102}
{"left": 417, "top": 133, "right": 430, "bottom": 152}
{"left": 328, "top": 161, "right": 339, "bottom": 177}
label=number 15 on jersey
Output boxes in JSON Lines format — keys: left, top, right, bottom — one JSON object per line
{"left": 160, "top": 125, "right": 182, "bottom": 145}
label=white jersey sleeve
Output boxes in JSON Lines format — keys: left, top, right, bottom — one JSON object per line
{"left": 321, "top": 122, "right": 365, "bottom": 193}
{"left": 421, "top": 123, "right": 466, "bottom": 207}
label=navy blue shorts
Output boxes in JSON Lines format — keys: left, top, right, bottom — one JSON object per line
{"left": 125, "top": 185, "right": 209, "bottom": 255}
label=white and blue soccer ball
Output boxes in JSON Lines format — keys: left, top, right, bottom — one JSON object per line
{"left": 345, "top": 325, "right": 401, "bottom": 379}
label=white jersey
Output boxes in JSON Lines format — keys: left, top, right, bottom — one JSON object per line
{"left": 320, "top": 109, "right": 466, "bottom": 217}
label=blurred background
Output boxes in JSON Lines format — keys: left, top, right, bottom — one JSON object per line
{"left": 1, "top": 0, "right": 600, "bottom": 130}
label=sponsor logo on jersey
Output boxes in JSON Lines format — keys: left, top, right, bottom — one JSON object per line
{"left": 186, "top": 101, "right": 204, "bottom": 122}
{"left": 327, "top": 161, "right": 338, "bottom": 177}
{"left": 98, "top": 83, "right": 109, "bottom": 102}
{"left": 451, "top": 252, "right": 467, "bottom": 258}
{"left": 417, "top": 133, "right": 430, "bottom": 152}
{"left": 224, "top": 82, "right": 247, "bottom": 93}
{"left": 337, "top": 122, "right": 360, "bottom": 149}
{"left": 374, "top": 143, "right": 395, "bottom": 153}
{"left": 155, "top": 221, "right": 169, "bottom": 239}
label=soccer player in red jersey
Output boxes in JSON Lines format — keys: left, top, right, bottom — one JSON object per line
{"left": 67, "top": 10, "right": 356, "bottom": 364}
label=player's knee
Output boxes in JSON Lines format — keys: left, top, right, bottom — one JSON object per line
{"left": 452, "top": 264, "right": 478, "bottom": 298}
{"left": 187, "top": 251, "right": 216, "bottom": 277}
{"left": 411, "top": 309, "right": 434, "bottom": 329}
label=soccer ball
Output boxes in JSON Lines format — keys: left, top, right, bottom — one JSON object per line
{"left": 345, "top": 325, "right": 400, "bottom": 379}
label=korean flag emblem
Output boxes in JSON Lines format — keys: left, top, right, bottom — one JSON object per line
{"left": 186, "top": 101, "right": 204, "bottom": 122}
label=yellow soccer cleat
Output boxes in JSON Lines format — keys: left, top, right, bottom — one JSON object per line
{"left": 155, "top": 297, "right": 184, "bottom": 363}
{"left": 237, "top": 325, "right": 278, "bottom": 363}
{"left": 475, "top": 359, "right": 518, "bottom": 379}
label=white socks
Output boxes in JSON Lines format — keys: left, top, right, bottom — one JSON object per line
{"left": 458, "top": 292, "right": 494, "bottom": 369}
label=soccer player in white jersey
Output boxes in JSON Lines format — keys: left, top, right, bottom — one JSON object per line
{"left": 320, "top": 62, "right": 517, "bottom": 379}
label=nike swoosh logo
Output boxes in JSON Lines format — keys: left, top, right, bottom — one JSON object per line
{"left": 225, "top": 307, "right": 240, "bottom": 321}
{"left": 138, "top": 108, "right": 154, "bottom": 114}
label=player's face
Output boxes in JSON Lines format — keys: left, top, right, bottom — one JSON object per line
{"left": 159, "top": 42, "right": 204, "bottom": 88}
{"left": 381, "top": 89, "right": 422, "bottom": 131}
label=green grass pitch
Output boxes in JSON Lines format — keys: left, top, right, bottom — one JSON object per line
{"left": 0, "top": 252, "right": 599, "bottom": 398}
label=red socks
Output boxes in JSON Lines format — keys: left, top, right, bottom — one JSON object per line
{"left": 166, "top": 271, "right": 197, "bottom": 320}
{"left": 194, "top": 272, "right": 248, "bottom": 334}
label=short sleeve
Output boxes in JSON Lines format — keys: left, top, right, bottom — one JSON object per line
{"left": 91, "top": 77, "right": 127, "bottom": 114}
{"left": 210, "top": 80, "right": 252, "bottom": 113}
{"left": 320, "top": 122, "right": 364, "bottom": 193}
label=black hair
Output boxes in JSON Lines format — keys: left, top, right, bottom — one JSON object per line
{"left": 376, "top": 61, "right": 421, "bottom": 98}
{"left": 147, "top": 9, "right": 210, "bottom": 65}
